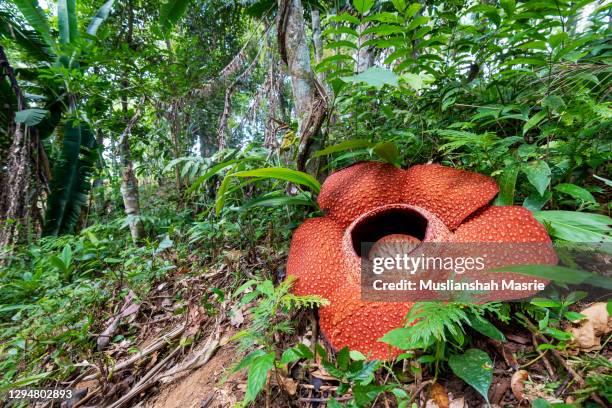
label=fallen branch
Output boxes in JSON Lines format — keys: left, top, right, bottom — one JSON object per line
{"left": 106, "top": 345, "right": 182, "bottom": 408}
{"left": 82, "top": 322, "right": 186, "bottom": 381}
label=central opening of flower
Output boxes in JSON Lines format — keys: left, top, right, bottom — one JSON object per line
{"left": 350, "top": 207, "right": 428, "bottom": 257}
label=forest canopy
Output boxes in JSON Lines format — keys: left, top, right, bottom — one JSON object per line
{"left": 0, "top": 0, "right": 611, "bottom": 407}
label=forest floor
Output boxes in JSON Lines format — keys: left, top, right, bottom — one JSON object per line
{"left": 55, "top": 243, "right": 611, "bottom": 408}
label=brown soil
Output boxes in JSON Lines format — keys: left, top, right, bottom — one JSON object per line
{"left": 144, "top": 341, "right": 245, "bottom": 408}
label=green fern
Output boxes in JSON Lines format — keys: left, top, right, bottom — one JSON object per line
{"left": 404, "top": 302, "right": 471, "bottom": 346}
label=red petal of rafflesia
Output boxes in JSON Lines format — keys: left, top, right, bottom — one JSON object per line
{"left": 452, "top": 206, "right": 557, "bottom": 302}
{"left": 318, "top": 162, "right": 405, "bottom": 227}
{"left": 286, "top": 217, "right": 345, "bottom": 301}
{"left": 403, "top": 164, "right": 499, "bottom": 230}
{"left": 318, "top": 278, "right": 413, "bottom": 360}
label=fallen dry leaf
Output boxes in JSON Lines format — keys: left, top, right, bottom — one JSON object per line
{"left": 277, "top": 375, "right": 297, "bottom": 395}
{"left": 230, "top": 307, "right": 244, "bottom": 327}
{"left": 570, "top": 302, "right": 612, "bottom": 351}
{"left": 448, "top": 397, "right": 466, "bottom": 408}
{"left": 511, "top": 369, "right": 529, "bottom": 401}
{"left": 430, "top": 383, "right": 450, "bottom": 408}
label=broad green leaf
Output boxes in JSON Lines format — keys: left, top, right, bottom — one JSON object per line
{"left": 531, "top": 298, "right": 561, "bottom": 308}
{"left": 492, "top": 265, "right": 612, "bottom": 290}
{"left": 353, "top": 0, "right": 375, "bottom": 14}
{"left": 240, "top": 194, "right": 315, "bottom": 209}
{"left": 326, "top": 40, "right": 358, "bottom": 50}
{"left": 405, "top": 3, "right": 422, "bottom": 18}
{"left": 362, "top": 24, "right": 404, "bottom": 36}
{"left": 372, "top": 141, "right": 400, "bottom": 165}
{"left": 313, "top": 139, "right": 374, "bottom": 158}
{"left": 554, "top": 183, "right": 596, "bottom": 204}
{"left": 364, "top": 12, "right": 402, "bottom": 24}
{"left": 523, "top": 191, "right": 552, "bottom": 212}
{"left": 341, "top": 67, "right": 399, "bottom": 89}
{"left": 379, "top": 327, "right": 413, "bottom": 349}
{"left": 500, "top": 0, "right": 516, "bottom": 15}
{"left": 337, "top": 346, "right": 350, "bottom": 370}
{"left": 448, "top": 349, "right": 493, "bottom": 403}
{"left": 329, "top": 12, "right": 361, "bottom": 25}
{"left": 279, "top": 344, "right": 313, "bottom": 365}
{"left": 160, "top": 0, "right": 191, "bottom": 34}
{"left": 48, "top": 255, "right": 68, "bottom": 273}
{"left": 57, "top": 0, "right": 78, "bottom": 45}
{"left": 12, "top": 0, "right": 54, "bottom": 47}
{"left": 504, "top": 57, "right": 548, "bottom": 67}
{"left": 187, "top": 157, "right": 260, "bottom": 194}
{"left": 494, "top": 164, "right": 520, "bottom": 205}
{"left": 522, "top": 111, "right": 546, "bottom": 135}
{"left": 350, "top": 350, "right": 367, "bottom": 361}
{"left": 14, "top": 108, "right": 49, "bottom": 126}
{"left": 214, "top": 170, "right": 234, "bottom": 216}
{"left": 532, "top": 398, "right": 551, "bottom": 408}
{"left": 549, "top": 32, "right": 568, "bottom": 49}
{"left": 405, "top": 15, "right": 428, "bottom": 31}
{"left": 245, "top": 351, "right": 275, "bottom": 402}
{"left": 522, "top": 160, "right": 551, "bottom": 196}
{"left": 533, "top": 211, "right": 612, "bottom": 243}
{"left": 87, "top": 0, "right": 115, "bottom": 36}
{"left": 391, "top": 0, "right": 406, "bottom": 13}
{"left": 231, "top": 167, "right": 321, "bottom": 193}
{"left": 401, "top": 72, "right": 426, "bottom": 91}
{"left": 542, "top": 95, "right": 566, "bottom": 113}
{"left": 327, "top": 399, "right": 343, "bottom": 408}
{"left": 564, "top": 311, "right": 586, "bottom": 322}
{"left": 43, "top": 124, "right": 98, "bottom": 236}
{"left": 469, "top": 315, "right": 506, "bottom": 342}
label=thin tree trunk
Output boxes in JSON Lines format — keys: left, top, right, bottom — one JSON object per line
{"left": 357, "top": 23, "right": 375, "bottom": 73}
{"left": 0, "top": 45, "right": 40, "bottom": 251}
{"left": 119, "top": 101, "right": 145, "bottom": 244}
{"left": 277, "top": 0, "right": 328, "bottom": 173}
{"left": 118, "top": 0, "right": 144, "bottom": 244}
{"left": 311, "top": 8, "right": 325, "bottom": 82}
{"left": 217, "top": 44, "right": 264, "bottom": 150}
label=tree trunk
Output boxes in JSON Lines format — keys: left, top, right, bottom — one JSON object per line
{"left": 311, "top": 9, "right": 325, "bottom": 82}
{"left": 118, "top": 0, "right": 144, "bottom": 244}
{"left": 0, "top": 45, "right": 40, "bottom": 251}
{"left": 357, "top": 23, "right": 375, "bottom": 73}
{"left": 278, "top": 0, "right": 328, "bottom": 173}
{"left": 119, "top": 103, "right": 145, "bottom": 244}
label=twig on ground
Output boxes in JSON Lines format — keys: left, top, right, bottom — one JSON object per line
{"left": 106, "top": 345, "right": 182, "bottom": 408}
{"left": 82, "top": 322, "right": 186, "bottom": 381}
{"left": 407, "top": 379, "right": 433, "bottom": 406}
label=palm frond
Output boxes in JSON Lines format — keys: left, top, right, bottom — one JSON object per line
{"left": 43, "top": 122, "right": 98, "bottom": 236}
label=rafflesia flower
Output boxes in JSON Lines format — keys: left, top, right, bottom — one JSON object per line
{"left": 287, "top": 162, "right": 556, "bottom": 360}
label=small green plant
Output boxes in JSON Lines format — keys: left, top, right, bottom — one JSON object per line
{"left": 380, "top": 302, "right": 509, "bottom": 403}
{"left": 517, "top": 290, "right": 588, "bottom": 347}
{"left": 230, "top": 277, "right": 327, "bottom": 405}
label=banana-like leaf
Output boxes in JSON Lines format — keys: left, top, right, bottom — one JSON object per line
{"left": 312, "top": 139, "right": 374, "bottom": 158}
{"left": 11, "top": 0, "right": 54, "bottom": 48}
{"left": 241, "top": 193, "right": 316, "bottom": 209}
{"left": 87, "top": 0, "right": 115, "bottom": 36}
{"left": 57, "top": 0, "right": 78, "bottom": 45}
{"left": 0, "top": 10, "right": 54, "bottom": 60}
{"left": 43, "top": 123, "right": 98, "bottom": 236}
{"left": 231, "top": 167, "right": 321, "bottom": 193}
{"left": 160, "top": 0, "right": 191, "bottom": 34}
{"left": 14, "top": 108, "right": 49, "bottom": 126}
